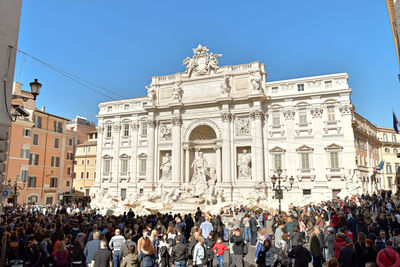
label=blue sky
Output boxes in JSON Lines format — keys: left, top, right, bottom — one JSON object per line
{"left": 15, "top": 0, "right": 399, "bottom": 127}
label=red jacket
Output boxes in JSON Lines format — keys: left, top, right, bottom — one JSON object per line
{"left": 345, "top": 230, "right": 353, "bottom": 240}
{"left": 376, "top": 247, "right": 400, "bottom": 267}
{"left": 331, "top": 214, "right": 339, "bottom": 228}
{"left": 213, "top": 242, "right": 228, "bottom": 256}
{"left": 334, "top": 237, "right": 346, "bottom": 259}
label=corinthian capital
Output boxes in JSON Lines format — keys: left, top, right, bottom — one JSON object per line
{"left": 339, "top": 105, "right": 353, "bottom": 115}
{"left": 310, "top": 107, "right": 323, "bottom": 118}
{"left": 148, "top": 120, "right": 157, "bottom": 128}
{"left": 283, "top": 110, "right": 295, "bottom": 120}
{"left": 221, "top": 113, "right": 231, "bottom": 122}
{"left": 171, "top": 116, "right": 182, "bottom": 126}
{"left": 250, "top": 110, "right": 264, "bottom": 120}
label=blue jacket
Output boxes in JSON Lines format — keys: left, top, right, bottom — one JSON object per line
{"left": 255, "top": 242, "right": 263, "bottom": 259}
{"left": 84, "top": 239, "right": 101, "bottom": 264}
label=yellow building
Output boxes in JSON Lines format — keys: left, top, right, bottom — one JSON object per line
{"left": 378, "top": 127, "right": 400, "bottom": 192}
{"left": 72, "top": 131, "right": 97, "bottom": 196}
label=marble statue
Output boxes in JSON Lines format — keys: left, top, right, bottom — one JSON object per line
{"left": 172, "top": 81, "right": 183, "bottom": 101}
{"left": 220, "top": 75, "right": 231, "bottom": 94}
{"left": 160, "top": 123, "right": 171, "bottom": 140}
{"left": 249, "top": 71, "right": 262, "bottom": 92}
{"left": 145, "top": 85, "right": 155, "bottom": 104}
{"left": 191, "top": 151, "right": 208, "bottom": 196}
{"left": 160, "top": 153, "right": 172, "bottom": 179}
{"left": 235, "top": 117, "right": 250, "bottom": 136}
{"left": 183, "top": 44, "right": 222, "bottom": 77}
{"left": 238, "top": 149, "right": 252, "bottom": 178}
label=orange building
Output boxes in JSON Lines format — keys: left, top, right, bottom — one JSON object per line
{"left": 5, "top": 82, "right": 95, "bottom": 205}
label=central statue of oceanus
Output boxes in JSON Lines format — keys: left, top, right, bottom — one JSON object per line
{"left": 191, "top": 151, "right": 208, "bottom": 196}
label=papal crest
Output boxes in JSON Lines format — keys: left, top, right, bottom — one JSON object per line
{"left": 183, "top": 44, "right": 222, "bottom": 78}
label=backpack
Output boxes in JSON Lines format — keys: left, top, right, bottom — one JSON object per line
{"left": 256, "top": 250, "right": 266, "bottom": 265}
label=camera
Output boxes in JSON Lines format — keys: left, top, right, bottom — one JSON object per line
{"left": 12, "top": 105, "right": 30, "bottom": 117}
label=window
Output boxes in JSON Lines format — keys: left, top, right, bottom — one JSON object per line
{"left": 94, "top": 172, "right": 96, "bottom": 178}
{"left": 28, "top": 176, "right": 36, "bottom": 188}
{"left": 139, "top": 158, "right": 147, "bottom": 175}
{"left": 54, "top": 138, "right": 59, "bottom": 149}
{"left": 393, "top": 134, "right": 397, "bottom": 143}
{"left": 54, "top": 121, "right": 62, "bottom": 133}
{"left": 51, "top": 156, "right": 60, "bottom": 167}
{"left": 274, "top": 154, "right": 282, "bottom": 170}
{"left": 388, "top": 177, "right": 393, "bottom": 188}
{"left": 330, "top": 152, "right": 339, "bottom": 169}
{"left": 81, "top": 160, "right": 84, "bottom": 165}
{"left": 85, "top": 189, "right": 90, "bottom": 196}
{"left": 384, "top": 133, "right": 388, "bottom": 142}
{"left": 72, "top": 172, "right": 76, "bottom": 178}
{"left": 21, "top": 147, "right": 30, "bottom": 159}
{"left": 387, "top": 164, "right": 393, "bottom": 174}
{"left": 141, "top": 122, "right": 147, "bottom": 137}
{"left": 45, "top": 197, "right": 53, "bottom": 205}
{"left": 303, "top": 189, "right": 311, "bottom": 195}
{"left": 68, "top": 138, "right": 73, "bottom": 146}
{"left": 107, "top": 106, "right": 112, "bottom": 112}
{"left": 103, "top": 159, "right": 111, "bottom": 175}
{"left": 67, "top": 152, "right": 73, "bottom": 160}
{"left": 67, "top": 167, "right": 71, "bottom": 175}
{"left": 106, "top": 126, "right": 112, "bottom": 138}
{"left": 385, "top": 148, "right": 391, "bottom": 153}
{"left": 327, "top": 107, "right": 335, "bottom": 122}
{"left": 32, "top": 133, "right": 39, "bottom": 145}
{"left": 80, "top": 172, "right": 84, "bottom": 178}
{"left": 121, "top": 189, "right": 127, "bottom": 200}
{"left": 124, "top": 104, "right": 129, "bottom": 110}
{"left": 121, "top": 158, "right": 129, "bottom": 175}
{"left": 65, "top": 181, "right": 70, "bottom": 187}
{"left": 50, "top": 177, "right": 57, "bottom": 188}
{"left": 20, "top": 169, "right": 28, "bottom": 182}
{"left": 299, "top": 109, "right": 307, "bottom": 125}
{"left": 88, "top": 147, "right": 91, "bottom": 153}
{"left": 86, "top": 172, "right": 89, "bottom": 179}
{"left": 324, "top": 80, "right": 332, "bottom": 88}
{"left": 394, "top": 148, "right": 398, "bottom": 154}
{"left": 35, "top": 116, "right": 42, "bottom": 128}
{"left": 27, "top": 195, "right": 38, "bottom": 204}
{"left": 23, "top": 129, "right": 32, "bottom": 137}
{"left": 272, "top": 111, "right": 280, "bottom": 126}
{"left": 123, "top": 124, "right": 130, "bottom": 137}
{"left": 83, "top": 147, "right": 86, "bottom": 153}
{"left": 29, "top": 154, "right": 39, "bottom": 166}
{"left": 297, "top": 84, "right": 304, "bottom": 91}
{"left": 87, "top": 160, "right": 90, "bottom": 165}
{"left": 301, "top": 153, "right": 310, "bottom": 170}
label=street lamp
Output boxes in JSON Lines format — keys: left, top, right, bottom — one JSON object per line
{"left": 270, "top": 168, "right": 294, "bottom": 213}
{"left": 7, "top": 179, "right": 26, "bottom": 206}
{"left": 12, "top": 78, "right": 42, "bottom": 101}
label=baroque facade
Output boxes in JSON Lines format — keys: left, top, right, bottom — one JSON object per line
{"left": 92, "top": 45, "right": 358, "bottom": 205}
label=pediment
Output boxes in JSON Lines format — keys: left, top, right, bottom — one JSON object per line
{"left": 103, "top": 154, "right": 113, "bottom": 159}
{"left": 296, "top": 145, "right": 314, "bottom": 152}
{"left": 120, "top": 153, "right": 131, "bottom": 158}
{"left": 138, "top": 153, "right": 147, "bottom": 158}
{"left": 324, "top": 143, "right": 343, "bottom": 150}
{"left": 269, "top": 146, "right": 286, "bottom": 153}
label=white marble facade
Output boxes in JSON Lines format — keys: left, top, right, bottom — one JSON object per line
{"left": 92, "top": 45, "right": 358, "bottom": 204}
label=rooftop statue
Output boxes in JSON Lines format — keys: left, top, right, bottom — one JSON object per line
{"left": 183, "top": 44, "right": 222, "bottom": 78}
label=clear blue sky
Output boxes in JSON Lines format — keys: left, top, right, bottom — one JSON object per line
{"left": 15, "top": 0, "right": 400, "bottom": 127}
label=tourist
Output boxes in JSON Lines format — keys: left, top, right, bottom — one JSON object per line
{"left": 88, "top": 224, "right": 101, "bottom": 241}
{"left": 364, "top": 239, "right": 378, "bottom": 264}
{"left": 140, "top": 237, "right": 156, "bottom": 267}
{"left": 263, "top": 239, "right": 276, "bottom": 267}
{"left": 92, "top": 239, "right": 112, "bottom": 267}
{"left": 339, "top": 237, "right": 358, "bottom": 267}
{"left": 376, "top": 240, "right": 400, "bottom": 266}
{"left": 213, "top": 236, "right": 229, "bottom": 267}
{"left": 230, "top": 228, "right": 245, "bottom": 267}
{"left": 109, "top": 229, "right": 125, "bottom": 267}
{"left": 170, "top": 235, "right": 188, "bottom": 267}
{"left": 355, "top": 232, "right": 367, "bottom": 266}
{"left": 200, "top": 216, "right": 213, "bottom": 240}
{"left": 288, "top": 239, "right": 312, "bottom": 267}
{"left": 309, "top": 226, "right": 323, "bottom": 267}
{"left": 204, "top": 232, "right": 215, "bottom": 267}
{"left": 376, "top": 236, "right": 386, "bottom": 252}
{"left": 334, "top": 232, "right": 346, "bottom": 259}
{"left": 71, "top": 238, "right": 85, "bottom": 267}
{"left": 193, "top": 235, "right": 207, "bottom": 266}
{"left": 137, "top": 229, "right": 148, "bottom": 255}
{"left": 255, "top": 235, "right": 266, "bottom": 263}
{"left": 242, "top": 213, "right": 251, "bottom": 244}
{"left": 84, "top": 231, "right": 101, "bottom": 267}
{"left": 120, "top": 244, "right": 139, "bottom": 267}
{"left": 249, "top": 214, "right": 258, "bottom": 246}
{"left": 325, "top": 227, "right": 335, "bottom": 260}
{"left": 274, "top": 223, "right": 284, "bottom": 249}
{"left": 54, "top": 241, "right": 69, "bottom": 267}
{"left": 120, "top": 233, "right": 136, "bottom": 259}
{"left": 326, "top": 257, "right": 339, "bottom": 267}
{"left": 157, "top": 235, "right": 170, "bottom": 267}
{"left": 289, "top": 225, "right": 302, "bottom": 249}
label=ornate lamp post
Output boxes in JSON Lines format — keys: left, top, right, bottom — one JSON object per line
{"left": 271, "top": 168, "right": 294, "bottom": 213}
{"left": 7, "top": 179, "right": 26, "bottom": 206}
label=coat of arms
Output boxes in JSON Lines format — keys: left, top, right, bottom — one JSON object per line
{"left": 183, "top": 44, "right": 222, "bottom": 78}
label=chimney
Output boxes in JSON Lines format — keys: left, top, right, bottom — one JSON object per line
{"left": 41, "top": 106, "right": 45, "bottom": 112}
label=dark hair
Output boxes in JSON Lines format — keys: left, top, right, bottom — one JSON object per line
{"left": 386, "top": 240, "right": 393, "bottom": 247}
{"left": 125, "top": 233, "right": 132, "bottom": 240}
{"left": 176, "top": 235, "right": 181, "bottom": 242}
{"left": 263, "top": 239, "right": 272, "bottom": 250}
{"left": 128, "top": 244, "right": 137, "bottom": 254}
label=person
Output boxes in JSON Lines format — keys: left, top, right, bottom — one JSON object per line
{"left": 339, "top": 237, "right": 358, "bottom": 267}
{"left": 263, "top": 239, "right": 276, "bottom": 267}
{"left": 204, "top": 232, "right": 216, "bottom": 267}
{"left": 355, "top": 232, "right": 367, "bottom": 267}
{"left": 334, "top": 233, "right": 346, "bottom": 259}
{"left": 274, "top": 223, "right": 284, "bottom": 249}
{"left": 120, "top": 233, "right": 136, "bottom": 259}
{"left": 200, "top": 216, "right": 213, "bottom": 240}
{"left": 325, "top": 227, "right": 336, "bottom": 260}
{"left": 170, "top": 235, "right": 187, "bottom": 267}
{"left": 249, "top": 214, "right": 258, "bottom": 246}
{"left": 376, "top": 240, "right": 400, "bottom": 267}
{"left": 327, "top": 257, "right": 339, "bottom": 267}
{"left": 92, "top": 239, "right": 112, "bottom": 267}
{"left": 288, "top": 239, "right": 312, "bottom": 267}
{"left": 309, "top": 226, "right": 323, "bottom": 267}
{"left": 109, "top": 229, "right": 126, "bottom": 267}
{"left": 289, "top": 225, "right": 302, "bottom": 249}
{"left": 364, "top": 239, "right": 378, "bottom": 264}
{"left": 84, "top": 231, "right": 101, "bottom": 267}
{"left": 120, "top": 245, "right": 139, "bottom": 267}
{"left": 88, "top": 224, "right": 101, "bottom": 241}
{"left": 158, "top": 235, "right": 170, "bottom": 267}
{"left": 193, "top": 235, "right": 206, "bottom": 267}
{"left": 54, "top": 241, "right": 69, "bottom": 267}
{"left": 140, "top": 238, "right": 156, "bottom": 267}
{"left": 71, "top": 239, "right": 85, "bottom": 267}
{"left": 213, "top": 236, "right": 229, "bottom": 267}
{"left": 137, "top": 229, "right": 148, "bottom": 255}
{"left": 376, "top": 236, "right": 386, "bottom": 252}
{"left": 243, "top": 214, "right": 251, "bottom": 244}
{"left": 230, "top": 228, "right": 245, "bottom": 267}
{"left": 255, "top": 235, "right": 266, "bottom": 263}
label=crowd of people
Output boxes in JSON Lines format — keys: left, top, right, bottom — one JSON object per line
{"left": 2, "top": 190, "right": 400, "bottom": 267}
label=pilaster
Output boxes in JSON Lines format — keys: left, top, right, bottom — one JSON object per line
{"left": 221, "top": 113, "right": 232, "bottom": 183}
{"left": 171, "top": 116, "right": 182, "bottom": 184}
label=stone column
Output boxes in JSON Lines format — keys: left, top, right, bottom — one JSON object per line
{"left": 184, "top": 146, "right": 190, "bottom": 184}
{"left": 130, "top": 122, "right": 139, "bottom": 184}
{"left": 251, "top": 110, "right": 264, "bottom": 181}
{"left": 283, "top": 110, "right": 295, "bottom": 180}
{"left": 214, "top": 145, "right": 222, "bottom": 183}
{"left": 171, "top": 116, "right": 182, "bottom": 184}
{"left": 221, "top": 113, "right": 231, "bottom": 183}
{"left": 147, "top": 120, "right": 156, "bottom": 185}
{"left": 111, "top": 121, "right": 121, "bottom": 195}
{"left": 93, "top": 124, "right": 104, "bottom": 190}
